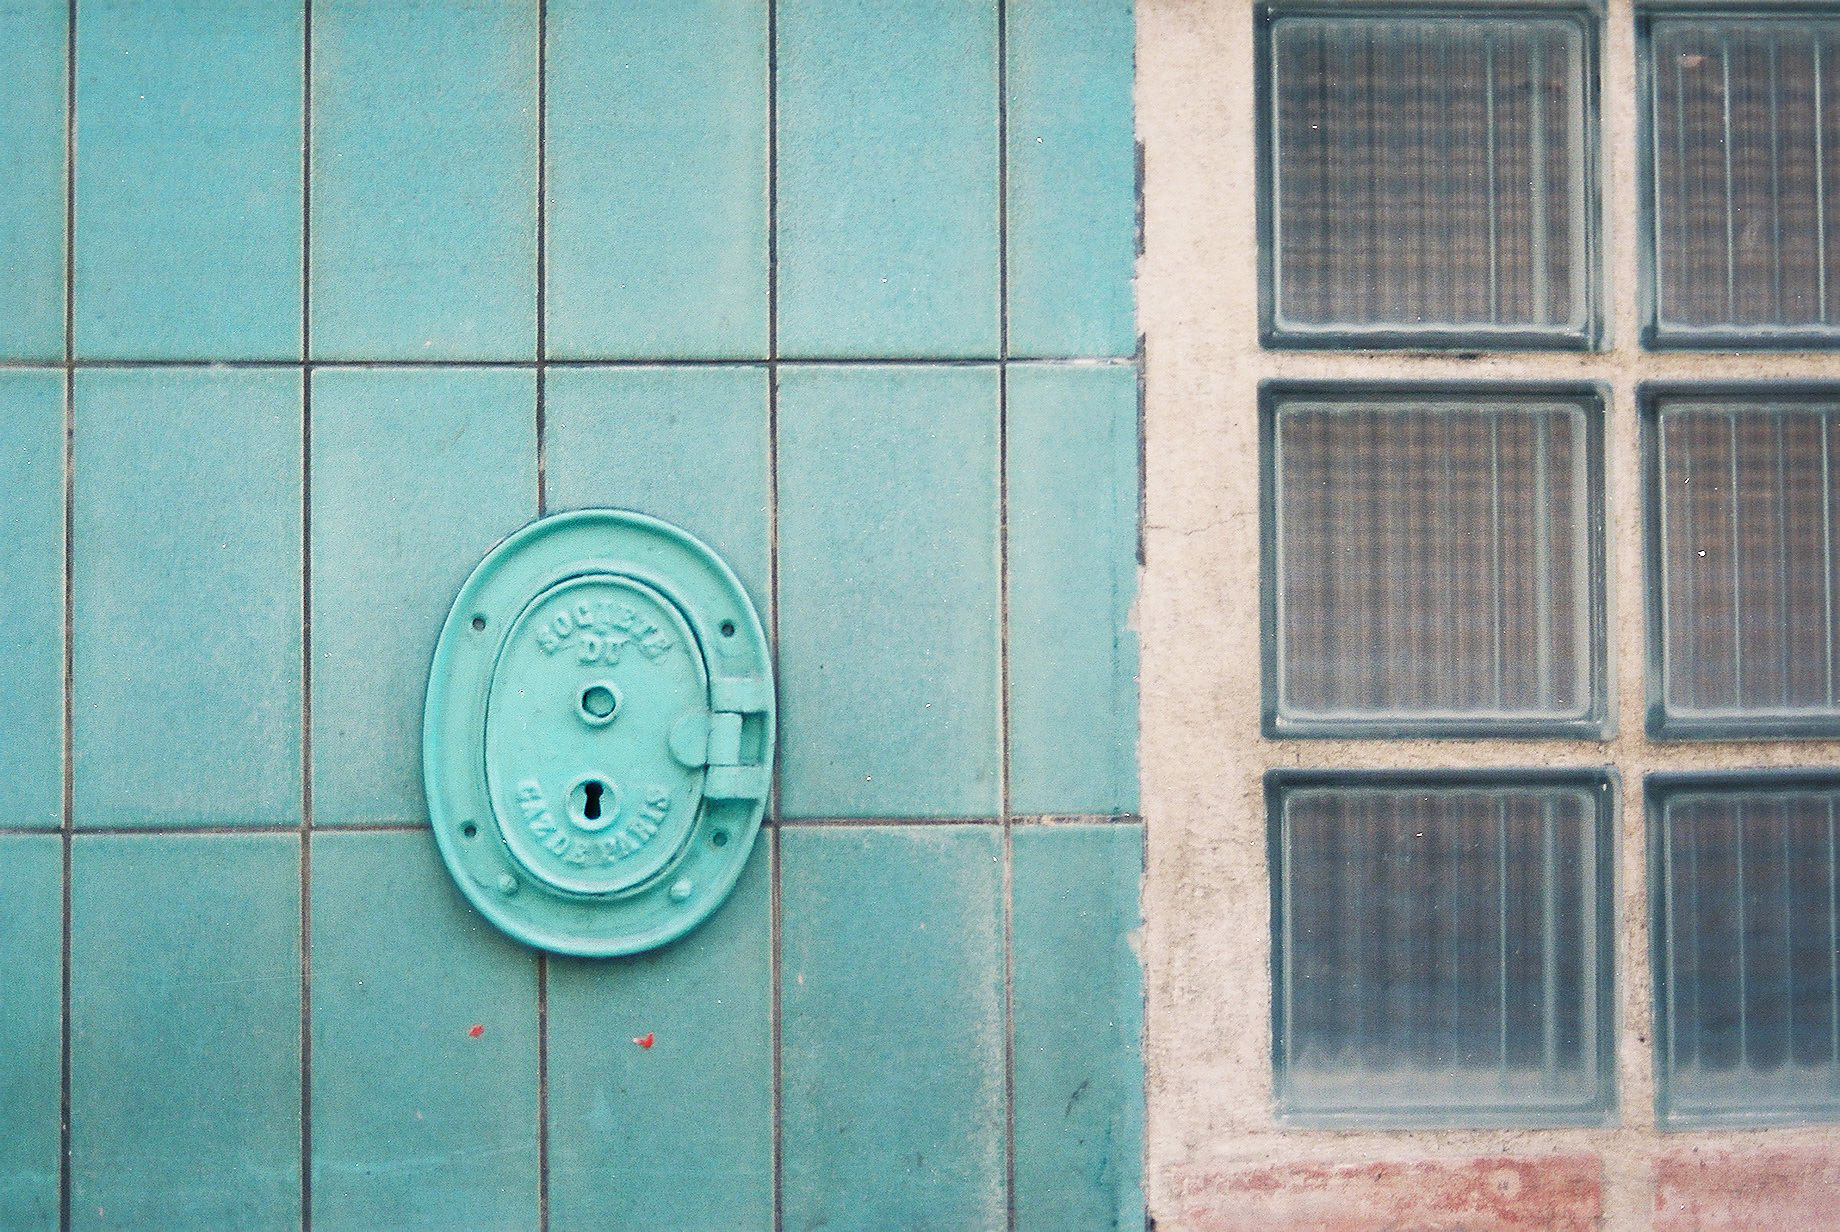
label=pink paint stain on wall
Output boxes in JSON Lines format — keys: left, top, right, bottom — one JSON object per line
{"left": 1169, "top": 1155, "right": 1603, "bottom": 1231}
{"left": 1655, "top": 1145, "right": 1840, "bottom": 1231}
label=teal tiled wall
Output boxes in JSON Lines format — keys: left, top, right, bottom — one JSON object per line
{"left": 309, "top": 2, "right": 539, "bottom": 360}
{"left": 0, "top": 373, "right": 62, "bottom": 830}
{"left": 1012, "top": 824, "right": 1146, "bottom": 1229}
{"left": 545, "top": 0, "right": 771, "bottom": 359}
{"left": 0, "top": 835, "right": 60, "bottom": 1229}
{"left": 0, "top": 0, "right": 65, "bottom": 362}
{"left": 70, "top": 834, "right": 303, "bottom": 1228}
{"left": 75, "top": 0, "right": 304, "bottom": 360}
{"left": 544, "top": 366, "right": 772, "bottom": 607}
{"left": 780, "top": 826, "right": 1009, "bottom": 1228}
{"left": 1007, "top": 364, "right": 1141, "bottom": 815}
{"left": 777, "top": 364, "right": 1004, "bottom": 819}
{"left": 547, "top": 845, "right": 775, "bottom": 1229}
{"left": 308, "top": 831, "right": 541, "bottom": 1229}
{"left": 777, "top": 0, "right": 1002, "bottom": 358}
{"left": 73, "top": 369, "right": 304, "bottom": 830}
{"left": 309, "top": 368, "right": 538, "bottom": 826}
{"left": 0, "top": 2, "right": 1140, "bottom": 1228}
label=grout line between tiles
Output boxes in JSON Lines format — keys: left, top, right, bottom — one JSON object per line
{"left": 59, "top": 367, "right": 73, "bottom": 1232}
{"left": 535, "top": 0, "right": 547, "bottom": 373}
{"left": 58, "top": 819, "right": 71, "bottom": 1232}
{"left": 534, "top": 11, "right": 550, "bottom": 1227}
{"left": 996, "top": 3, "right": 1019, "bottom": 1227}
{"left": 62, "top": 0, "right": 73, "bottom": 369}
{"left": 766, "top": 1, "right": 784, "bottom": 1226}
{"left": 0, "top": 355, "right": 1140, "bottom": 371}
{"left": 59, "top": 2, "right": 75, "bottom": 1225}
{"left": 295, "top": 820, "right": 431, "bottom": 833}
{"left": 67, "top": 824, "right": 406, "bottom": 838}
{"left": 297, "top": 830, "right": 312, "bottom": 1232}
{"left": 534, "top": 0, "right": 548, "bottom": 524}
{"left": 775, "top": 816, "right": 1007, "bottom": 828}
{"left": 297, "top": 384, "right": 313, "bottom": 1231}
{"left": 535, "top": 951, "right": 549, "bottom": 1232}
{"left": 1013, "top": 812, "right": 1147, "bottom": 827}
{"left": 767, "top": 819, "right": 784, "bottom": 1232}
{"left": 0, "top": 819, "right": 1066, "bottom": 839}
{"left": 298, "top": 7, "right": 314, "bottom": 1225}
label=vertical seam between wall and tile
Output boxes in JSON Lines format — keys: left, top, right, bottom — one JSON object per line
{"left": 1134, "top": 331, "right": 1148, "bottom": 1216}
{"left": 1135, "top": 336, "right": 1148, "bottom": 570}
{"left": 534, "top": 9, "right": 551, "bottom": 1231}
{"left": 766, "top": 1, "right": 784, "bottom": 1227}
{"left": 298, "top": 6, "right": 314, "bottom": 1227}
{"left": 995, "top": 1, "right": 1020, "bottom": 1227}
{"left": 59, "top": 0, "right": 75, "bottom": 1225}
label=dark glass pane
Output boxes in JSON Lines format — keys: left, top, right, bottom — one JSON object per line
{"left": 1268, "top": 13, "right": 1593, "bottom": 342}
{"left": 1273, "top": 776, "right": 1612, "bottom": 1125}
{"left": 1649, "top": 18, "right": 1840, "bottom": 341}
{"left": 1271, "top": 391, "right": 1602, "bottom": 732}
{"left": 1652, "top": 396, "right": 1840, "bottom": 731}
{"left": 1654, "top": 781, "right": 1840, "bottom": 1127}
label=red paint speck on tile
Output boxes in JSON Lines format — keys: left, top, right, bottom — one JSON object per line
{"left": 634, "top": 1032, "right": 655, "bottom": 1049}
{"left": 468, "top": 1024, "right": 485, "bottom": 1039}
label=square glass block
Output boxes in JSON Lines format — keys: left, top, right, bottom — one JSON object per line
{"left": 1263, "top": 386, "right": 1608, "bottom": 737}
{"left": 1643, "top": 14, "right": 1840, "bottom": 346}
{"left": 1259, "top": 6, "right": 1600, "bottom": 348}
{"left": 1648, "top": 774, "right": 1840, "bottom": 1128}
{"left": 1269, "top": 771, "right": 1617, "bottom": 1127}
{"left": 1644, "top": 390, "right": 1840, "bottom": 737}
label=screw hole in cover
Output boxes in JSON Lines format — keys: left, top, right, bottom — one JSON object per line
{"left": 580, "top": 684, "right": 618, "bottom": 720}
{"left": 462, "top": 822, "right": 479, "bottom": 839}
{"left": 471, "top": 614, "right": 487, "bottom": 631}
{"left": 720, "top": 620, "right": 736, "bottom": 638}
{"left": 711, "top": 829, "right": 729, "bottom": 848}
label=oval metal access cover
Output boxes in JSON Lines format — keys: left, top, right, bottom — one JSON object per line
{"left": 424, "top": 510, "right": 773, "bottom": 956}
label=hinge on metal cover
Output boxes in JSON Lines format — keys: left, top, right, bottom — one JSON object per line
{"left": 669, "top": 676, "right": 771, "bottom": 801}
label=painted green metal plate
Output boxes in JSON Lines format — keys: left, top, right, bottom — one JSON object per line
{"left": 424, "top": 510, "right": 773, "bottom": 956}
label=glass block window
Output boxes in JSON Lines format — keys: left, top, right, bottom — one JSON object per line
{"left": 1643, "top": 13, "right": 1840, "bottom": 346}
{"left": 1258, "top": 6, "right": 1600, "bottom": 348}
{"left": 1262, "top": 385, "right": 1608, "bottom": 737}
{"left": 1269, "top": 771, "right": 1617, "bottom": 1127}
{"left": 1649, "top": 774, "right": 1840, "bottom": 1128}
{"left": 1644, "top": 389, "right": 1840, "bottom": 737}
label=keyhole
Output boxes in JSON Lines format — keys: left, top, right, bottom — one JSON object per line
{"left": 568, "top": 777, "right": 620, "bottom": 833}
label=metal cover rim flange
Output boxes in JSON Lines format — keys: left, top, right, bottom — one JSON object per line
{"left": 424, "top": 509, "right": 774, "bottom": 957}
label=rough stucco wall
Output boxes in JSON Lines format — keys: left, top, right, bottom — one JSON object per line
{"left": 1136, "top": 0, "right": 1840, "bottom": 1227}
